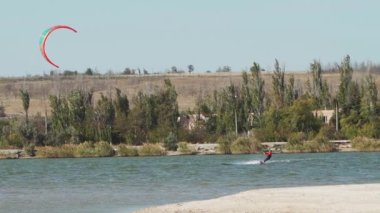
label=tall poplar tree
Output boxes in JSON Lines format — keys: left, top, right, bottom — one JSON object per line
{"left": 250, "top": 62, "right": 265, "bottom": 127}
{"left": 20, "top": 89, "right": 30, "bottom": 123}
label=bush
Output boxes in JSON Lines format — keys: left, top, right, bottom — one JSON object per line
{"left": 36, "top": 145, "right": 76, "bottom": 158}
{"left": 75, "top": 141, "right": 96, "bottom": 157}
{"left": 36, "top": 142, "right": 115, "bottom": 158}
{"left": 285, "top": 136, "right": 334, "bottom": 153}
{"left": 0, "top": 105, "right": 6, "bottom": 117}
{"left": 177, "top": 142, "right": 196, "bottom": 155}
{"left": 284, "top": 143, "right": 307, "bottom": 153}
{"left": 117, "top": 145, "right": 139, "bottom": 157}
{"left": 305, "top": 135, "right": 334, "bottom": 152}
{"left": 5, "top": 133, "right": 24, "bottom": 148}
{"left": 254, "top": 128, "right": 286, "bottom": 142}
{"left": 138, "top": 143, "right": 166, "bottom": 156}
{"left": 358, "top": 123, "right": 380, "bottom": 139}
{"left": 287, "top": 132, "right": 306, "bottom": 145}
{"left": 317, "top": 125, "right": 338, "bottom": 140}
{"left": 44, "top": 132, "right": 70, "bottom": 146}
{"left": 352, "top": 136, "right": 380, "bottom": 151}
{"left": 163, "top": 132, "right": 178, "bottom": 151}
{"left": 24, "top": 143, "right": 36, "bottom": 157}
{"left": 217, "top": 134, "right": 236, "bottom": 154}
{"left": 94, "top": 141, "right": 115, "bottom": 157}
{"left": 186, "top": 128, "right": 208, "bottom": 143}
{"left": 231, "top": 137, "right": 262, "bottom": 154}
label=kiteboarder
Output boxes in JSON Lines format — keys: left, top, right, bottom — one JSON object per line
{"left": 261, "top": 149, "right": 272, "bottom": 164}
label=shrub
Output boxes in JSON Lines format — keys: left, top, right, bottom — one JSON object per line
{"left": 177, "top": 142, "right": 196, "bottom": 155}
{"left": 254, "top": 127, "right": 287, "bottom": 142}
{"left": 94, "top": 141, "right": 115, "bottom": 157}
{"left": 0, "top": 105, "right": 6, "bottom": 117}
{"left": 0, "top": 140, "right": 7, "bottom": 149}
{"left": 217, "top": 134, "right": 236, "bottom": 154}
{"left": 284, "top": 143, "right": 307, "bottom": 153}
{"left": 317, "top": 125, "right": 336, "bottom": 140}
{"left": 36, "top": 145, "right": 76, "bottom": 158}
{"left": 285, "top": 133, "right": 334, "bottom": 153}
{"left": 6, "top": 133, "right": 24, "bottom": 148}
{"left": 24, "top": 143, "right": 36, "bottom": 157}
{"left": 231, "top": 137, "right": 262, "bottom": 154}
{"left": 305, "top": 135, "right": 334, "bottom": 152}
{"left": 75, "top": 141, "right": 96, "bottom": 157}
{"left": 163, "top": 132, "right": 178, "bottom": 151}
{"left": 44, "top": 132, "right": 70, "bottom": 146}
{"left": 138, "top": 143, "right": 166, "bottom": 156}
{"left": 352, "top": 136, "right": 380, "bottom": 151}
{"left": 117, "top": 145, "right": 139, "bottom": 157}
{"left": 186, "top": 128, "right": 208, "bottom": 143}
{"left": 287, "top": 132, "right": 306, "bottom": 145}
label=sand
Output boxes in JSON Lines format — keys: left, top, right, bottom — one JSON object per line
{"left": 135, "top": 183, "right": 380, "bottom": 213}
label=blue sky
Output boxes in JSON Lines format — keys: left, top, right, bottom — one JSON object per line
{"left": 1, "top": 0, "right": 379, "bottom": 76}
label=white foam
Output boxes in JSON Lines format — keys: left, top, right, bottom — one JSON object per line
{"left": 237, "top": 160, "right": 262, "bottom": 165}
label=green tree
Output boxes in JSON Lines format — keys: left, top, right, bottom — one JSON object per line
{"left": 18, "top": 120, "right": 37, "bottom": 156}
{"left": 164, "top": 132, "right": 178, "bottom": 151}
{"left": 215, "top": 83, "right": 239, "bottom": 134}
{"left": 310, "top": 60, "right": 323, "bottom": 104}
{"left": 85, "top": 68, "right": 93, "bottom": 75}
{"left": 94, "top": 94, "right": 115, "bottom": 144}
{"left": 114, "top": 88, "right": 129, "bottom": 118}
{"left": 49, "top": 95, "right": 70, "bottom": 134}
{"left": 255, "top": 105, "right": 285, "bottom": 142}
{"left": 282, "top": 96, "right": 321, "bottom": 133}
{"left": 171, "top": 66, "right": 178, "bottom": 73}
{"left": 154, "top": 79, "right": 179, "bottom": 137}
{"left": 0, "top": 105, "right": 5, "bottom": 117}
{"left": 272, "top": 59, "right": 285, "bottom": 107}
{"left": 20, "top": 90, "right": 30, "bottom": 123}
{"left": 126, "top": 79, "right": 179, "bottom": 144}
{"left": 250, "top": 62, "right": 265, "bottom": 127}
{"left": 338, "top": 55, "right": 353, "bottom": 114}
{"left": 320, "top": 80, "right": 332, "bottom": 109}
{"left": 188, "top": 65, "right": 194, "bottom": 74}
{"left": 360, "top": 74, "right": 377, "bottom": 118}
{"left": 67, "top": 90, "right": 92, "bottom": 142}
{"left": 285, "top": 74, "right": 296, "bottom": 105}
{"left": 113, "top": 88, "right": 129, "bottom": 143}
{"left": 241, "top": 71, "right": 252, "bottom": 131}
{"left": 126, "top": 92, "right": 151, "bottom": 144}
{"left": 310, "top": 60, "right": 331, "bottom": 108}
{"left": 357, "top": 74, "right": 380, "bottom": 138}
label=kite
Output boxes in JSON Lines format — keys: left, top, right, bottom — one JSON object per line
{"left": 39, "top": 25, "right": 77, "bottom": 68}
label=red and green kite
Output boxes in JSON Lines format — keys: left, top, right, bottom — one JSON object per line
{"left": 39, "top": 25, "right": 77, "bottom": 68}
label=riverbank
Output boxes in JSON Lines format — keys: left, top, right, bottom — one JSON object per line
{"left": 135, "top": 183, "right": 380, "bottom": 213}
{"left": 0, "top": 142, "right": 362, "bottom": 159}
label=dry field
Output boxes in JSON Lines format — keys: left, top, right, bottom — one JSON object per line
{"left": 0, "top": 71, "right": 377, "bottom": 117}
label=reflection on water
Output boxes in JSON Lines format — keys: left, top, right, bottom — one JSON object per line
{"left": 0, "top": 152, "right": 379, "bottom": 213}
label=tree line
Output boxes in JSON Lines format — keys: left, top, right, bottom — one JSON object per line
{"left": 0, "top": 55, "right": 379, "bottom": 153}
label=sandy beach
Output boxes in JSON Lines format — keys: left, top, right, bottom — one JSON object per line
{"left": 135, "top": 183, "right": 380, "bottom": 213}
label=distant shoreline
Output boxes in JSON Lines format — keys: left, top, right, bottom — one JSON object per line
{"left": 135, "top": 183, "right": 380, "bottom": 213}
{"left": 0, "top": 144, "right": 367, "bottom": 160}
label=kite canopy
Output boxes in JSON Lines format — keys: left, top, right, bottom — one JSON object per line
{"left": 39, "top": 25, "right": 77, "bottom": 68}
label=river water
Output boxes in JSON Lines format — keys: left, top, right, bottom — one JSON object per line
{"left": 0, "top": 152, "right": 379, "bottom": 213}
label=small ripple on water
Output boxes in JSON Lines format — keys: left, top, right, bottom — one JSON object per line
{"left": 0, "top": 153, "right": 379, "bottom": 213}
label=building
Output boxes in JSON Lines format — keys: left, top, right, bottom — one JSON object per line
{"left": 312, "top": 109, "right": 335, "bottom": 124}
